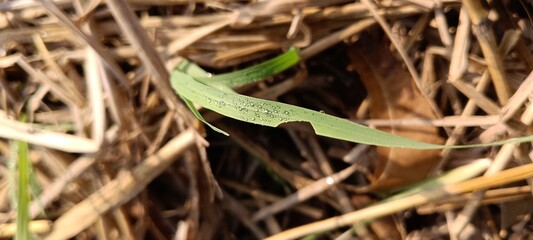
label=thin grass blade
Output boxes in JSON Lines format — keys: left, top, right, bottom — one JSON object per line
{"left": 14, "top": 138, "right": 30, "bottom": 240}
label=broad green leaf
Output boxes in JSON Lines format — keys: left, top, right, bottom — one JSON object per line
{"left": 171, "top": 71, "right": 533, "bottom": 149}
{"left": 170, "top": 49, "right": 533, "bottom": 149}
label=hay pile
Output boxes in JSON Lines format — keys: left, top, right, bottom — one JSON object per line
{"left": 1, "top": 0, "right": 533, "bottom": 239}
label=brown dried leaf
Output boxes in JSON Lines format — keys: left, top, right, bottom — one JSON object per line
{"left": 348, "top": 34, "right": 444, "bottom": 190}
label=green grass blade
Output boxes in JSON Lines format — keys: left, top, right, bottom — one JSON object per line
{"left": 179, "top": 48, "right": 300, "bottom": 88}
{"left": 15, "top": 138, "right": 30, "bottom": 240}
{"left": 8, "top": 115, "right": 38, "bottom": 239}
{"left": 170, "top": 50, "right": 533, "bottom": 149}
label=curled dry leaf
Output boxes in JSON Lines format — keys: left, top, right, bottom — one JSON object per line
{"left": 348, "top": 33, "right": 444, "bottom": 190}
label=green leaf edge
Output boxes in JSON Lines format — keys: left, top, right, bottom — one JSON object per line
{"left": 180, "top": 94, "right": 229, "bottom": 136}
